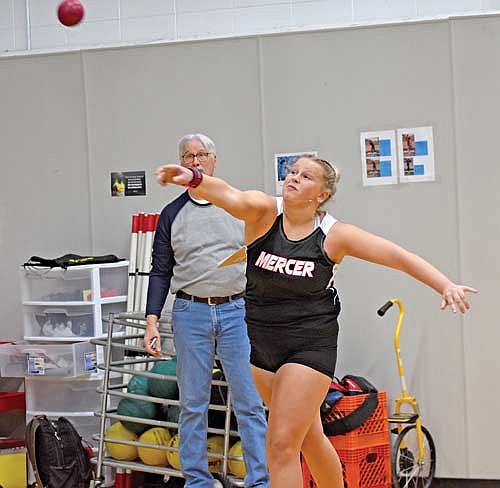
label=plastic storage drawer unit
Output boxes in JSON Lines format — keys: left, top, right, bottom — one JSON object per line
{"left": 25, "top": 375, "right": 119, "bottom": 412}
{"left": 0, "top": 342, "right": 97, "bottom": 377}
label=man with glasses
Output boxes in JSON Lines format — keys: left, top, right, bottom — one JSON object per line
{"left": 144, "top": 134, "right": 269, "bottom": 488}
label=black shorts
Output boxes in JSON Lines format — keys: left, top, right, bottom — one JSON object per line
{"left": 247, "top": 319, "right": 339, "bottom": 378}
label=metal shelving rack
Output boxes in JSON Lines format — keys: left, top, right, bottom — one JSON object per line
{"left": 90, "top": 311, "right": 244, "bottom": 488}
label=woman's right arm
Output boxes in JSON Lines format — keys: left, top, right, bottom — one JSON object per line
{"left": 155, "top": 164, "right": 275, "bottom": 225}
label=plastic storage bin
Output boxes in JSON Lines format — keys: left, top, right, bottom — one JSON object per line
{"left": 0, "top": 342, "right": 97, "bottom": 377}
{"left": 24, "top": 306, "right": 95, "bottom": 338}
{"left": 20, "top": 266, "right": 92, "bottom": 302}
{"left": 98, "top": 266, "right": 128, "bottom": 299}
{"left": 25, "top": 375, "right": 120, "bottom": 413}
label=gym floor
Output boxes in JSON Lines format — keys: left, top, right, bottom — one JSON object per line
{"left": 432, "top": 480, "right": 499, "bottom": 487}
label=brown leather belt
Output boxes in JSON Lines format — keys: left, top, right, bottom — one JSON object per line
{"left": 176, "top": 290, "right": 245, "bottom": 306}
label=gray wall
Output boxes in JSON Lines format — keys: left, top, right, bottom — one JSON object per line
{"left": 0, "top": 16, "right": 497, "bottom": 479}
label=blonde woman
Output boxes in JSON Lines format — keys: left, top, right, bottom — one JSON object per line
{"left": 154, "top": 154, "right": 476, "bottom": 488}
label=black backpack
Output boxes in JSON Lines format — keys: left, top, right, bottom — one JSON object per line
{"left": 321, "top": 375, "right": 379, "bottom": 436}
{"left": 26, "top": 415, "right": 93, "bottom": 488}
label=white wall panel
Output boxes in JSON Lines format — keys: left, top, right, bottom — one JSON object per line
{"left": 66, "top": 20, "right": 121, "bottom": 47}
{"left": 0, "top": 53, "right": 92, "bottom": 340}
{"left": 0, "top": 0, "right": 498, "bottom": 55}
{"left": 417, "top": 0, "right": 480, "bottom": 16}
{"left": 0, "top": 28, "right": 13, "bottom": 51}
{"left": 481, "top": 0, "right": 500, "bottom": 8}
{"left": 234, "top": 4, "right": 291, "bottom": 33}
{"left": 177, "top": 9, "right": 235, "bottom": 39}
{"left": 176, "top": 0, "right": 235, "bottom": 13}
{"left": 28, "top": 0, "right": 62, "bottom": 27}
{"left": 353, "top": 0, "right": 416, "bottom": 22}
{"left": 450, "top": 15, "right": 500, "bottom": 479}
{"left": 79, "top": 0, "right": 120, "bottom": 22}
{"left": 30, "top": 25, "right": 66, "bottom": 50}
{"left": 121, "top": 15, "right": 175, "bottom": 43}
{"left": 235, "top": 0, "right": 289, "bottom": 6}
{"left": 0, "top": 0, "right": 13, "bottom": 29}
{"left": 292, "top": 0, "right": 352, "bottom": 28}
{"left": 120, "top": 0, "right": 175, "bottom": 19}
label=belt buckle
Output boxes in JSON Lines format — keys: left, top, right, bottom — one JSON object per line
{"left": 207, "top": 296, "right": 217, "bottom": 306}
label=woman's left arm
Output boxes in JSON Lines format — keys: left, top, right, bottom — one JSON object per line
{"left": 326, "top": 222, "right": 477, "bottom": 313}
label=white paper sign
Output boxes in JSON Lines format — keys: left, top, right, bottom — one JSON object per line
{"left": 360, "top": 130, "right": 398, "bottom": 186}
{"left": 397, "top": 126, "right": 435, "bottom": 183}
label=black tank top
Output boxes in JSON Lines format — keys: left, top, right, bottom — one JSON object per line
{"left": 245, "top": 206, "right": 341, "bottom": 329}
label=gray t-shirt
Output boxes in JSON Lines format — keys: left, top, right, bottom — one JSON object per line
{"left": 170, "top": 198, "right": 246, "bottom": 297}
{"left": 146, "top": 190, "right": 246, "bottom": 317}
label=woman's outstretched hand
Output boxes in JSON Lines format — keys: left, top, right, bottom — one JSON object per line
{"left": 440, "top": 284, "right": 478, "bottom": 313}
{"left": 155, "top": 164, "right": 193, "bottom": 187}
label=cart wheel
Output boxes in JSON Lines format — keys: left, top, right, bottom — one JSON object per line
{"left": 392, "top": 424, "right": 436, "bottom": 488}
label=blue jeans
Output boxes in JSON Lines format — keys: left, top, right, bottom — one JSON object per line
{"left": 172, "top": 297, "right": 269, "bottom": 488}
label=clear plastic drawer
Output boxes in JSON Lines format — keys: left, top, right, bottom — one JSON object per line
{"left": 99, "top": 266, "right": 128, "bottom": 299}
{"left": 0, "top": 342, "right": 97, "bottom": 377}
{"left": 24, "top": 306, "right": 95, "bottom": 338}
{"left": 25, "top": 375, "right": 120, "bottom": 412}
{"left": 20, "top": 267, "right": 92, "bottom": 302}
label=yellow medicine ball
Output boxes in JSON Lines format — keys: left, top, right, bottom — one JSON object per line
{"left": 207, "top": 435, "right": 225, "bottom": 473}
{"left": 228, "top": 441, "right": 246, "bottom": 478}
{"left": 167, "top": 434, "right": 181, "bottom": 470}
{"left": 105, "top": 422, "right": 138, "bottom": 461}
{"left": 137, "top": 427, "right": 171, "bottom": 466}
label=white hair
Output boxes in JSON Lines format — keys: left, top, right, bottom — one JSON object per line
{"left": 178, "top": 133, "right": 216, "bottom": 159}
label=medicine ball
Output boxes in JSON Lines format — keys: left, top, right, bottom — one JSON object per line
{"left": 117, "top": 397, "right": 157, "bottom": 435}
{"left": 105, "top": 422, "right": 138, "bottom": 461}
{"left": 228, "top": 441, "right": 246, "bottom": 478}
{"left": 138, "top": 427, "right": 171, "bottom": 466}
{"left": 148, "top": 358, "right": 179, "bottom": 400}
{"left": 166, "top": 434, "right": 181, "bottom": 470}
{"left": 127, "top": 374, "right": 150, "bottom": 396}
{"left": 207, "top": 435, "right": 225, "bottom": 473}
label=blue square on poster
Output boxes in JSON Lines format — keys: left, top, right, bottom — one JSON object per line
{"left": 415, "top": 141, "right": 428, "bottom": 156}
{"left": 379, "top": 139, "right": 391, "bottom": 156}
{"left": 414, "top": 164, "right": 425, "bottom": 175}
{"left": 380, "top": 160, "right": 392, "bottom": 177}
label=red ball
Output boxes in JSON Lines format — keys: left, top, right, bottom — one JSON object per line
{"left": 57, "top": 0, "right": 84, "bottom": 27}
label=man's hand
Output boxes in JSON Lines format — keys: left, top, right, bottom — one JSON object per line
{"left": 144, "top": 315, "right": 162, "bottom": 357}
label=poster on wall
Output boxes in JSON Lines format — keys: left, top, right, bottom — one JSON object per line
{"left": 111, "top": 171, "right": 146, "bottom": 197}
{"left": 274, "top": 151, "right": 317, "bottom": 195}
{"left": 397, "top": 126, "right": 435, "bottom": 183}
{"left": 360, "top": 130, "right": 397, "bottom": 186}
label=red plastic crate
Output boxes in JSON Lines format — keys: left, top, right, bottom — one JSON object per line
{"left": 323, "top": 392, "right": 389, "bottom": 450}
{"left": 0, "top": 392, "right": 25, "bottom": 412}
{"left": 302, "top": 443, "right": 391, "bottom": 488}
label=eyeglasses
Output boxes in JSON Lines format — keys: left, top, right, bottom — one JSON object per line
{"left": 182, "top": 152, "right": 212, "bottom": 164}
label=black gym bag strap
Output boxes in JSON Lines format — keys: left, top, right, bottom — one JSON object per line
{"left": 322, "top": 392, "right": 379, "bottom": 436}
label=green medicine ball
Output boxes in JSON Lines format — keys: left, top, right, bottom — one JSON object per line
{"left": 148, "top": 357, "right": 179, "bottom": 400}
{"left": 127, "top": 374, "right": 150, "bottom": 396}
{"left": 167, "top": 404, "right": 180, "bottom": 425}
{"left": 117, "top": 397, "right": 157, "bottom": 435}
